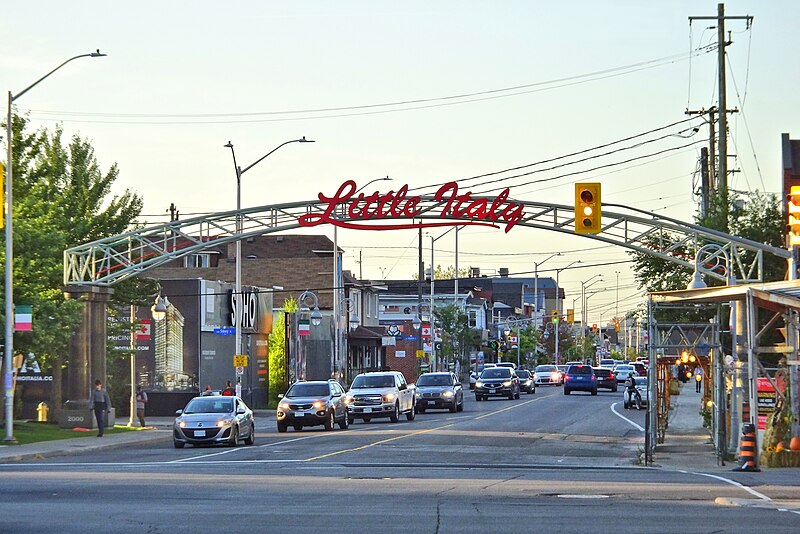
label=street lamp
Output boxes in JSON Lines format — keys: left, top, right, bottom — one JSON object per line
{"left": 223, "top": 137, "right": 314, "bottom": 368}
{"left": 580, "top": 274, "right": 603, "bottom": 347}
{"left": 553, "top": 260, "right": 581, "bottom": 365}
{"left": 533, "top": 253, "right": 561, "bottom": 328}
{"left": 4, "top": 50, "right": 107, "bottom": 443}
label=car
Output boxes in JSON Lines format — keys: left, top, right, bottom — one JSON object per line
{"left": 173, "top": 395, "right": 255, "bottom": 448}
{"left": 276, "top": 380, "right": 349, "bottom": 432}
{"left": 623, "top": 376, "right": 649, "bottom": 409}
{"left": 495, "top": 362, "right": 517, "bottom": 370}
{"left": 613, "top": 364, "right": 637, "bottom": 383}
{"left": 599, "top": 358, "right": 615, "bottom": 368}
{"left": 533, "top": 365, "right": 561, "bottom": 386}
{"left": 346, "top": 371, "right": 416, "bottom": 424}
{"left": 415, "top": 372, "right": 464, "bottom": 413}
{"left": 469, "top": 363, "right": 495, "bottom": 389}
{"left": 631, "top": 362, "right": 647, "bottom": 377}
{"left": 593, "top": 367, "right": 617, "bottom": 392}
{"left": 475, "top": 367, "right": 520, "bottom": 401}
{"left": 516, "top": 369, "right": 536, "bottom": 394}
{"left": 556, "top": 365, "right": 569, "bottom": 385}
{"left": 563, "top": 364, "right": 597, "bottom": 395}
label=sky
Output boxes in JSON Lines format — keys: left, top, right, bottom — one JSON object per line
{"left": 3, "top": 1, "right": 799, "bottom": 325}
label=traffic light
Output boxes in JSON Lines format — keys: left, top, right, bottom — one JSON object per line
{"left": 552, "top": 310, "right": 559, "bottom": 324}
{"left": 615, "top": 321, "right": 620, "bottom": 332}
{"left": 591, "top": 323, "right": 598, "bottom": 333}
{"left": 788, "top": 185, "right": 800, "bottom": 245}
{"left": 566, "top": 309, "right": 574, "bottom": 324}
{"left": 575, "top": 182, "right": 601, "bottom": 234}
{"left": 489, "top": 340, "right": 498, "bottom": 351}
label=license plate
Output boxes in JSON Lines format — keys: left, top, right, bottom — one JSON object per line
{"left": 363, "top": 407, "right": 372, "bottom": 413}
{"left": 489, "top": 389, "right": 496, "bottom": 393}
{"left": 425, "top": 401, "right": 433, "bottom": 405}
{"left": 194, "top": 430, "right": 205, "bottom": 437}
{"left": 294, "top": 412, "right": 304, "bottom": 417}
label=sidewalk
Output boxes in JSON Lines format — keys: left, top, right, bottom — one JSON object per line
{"left": 0, "top": 409, "right": 274, "bottom": 463}
{"left": 653, "top": 382, "right": 721, "bottom": 471}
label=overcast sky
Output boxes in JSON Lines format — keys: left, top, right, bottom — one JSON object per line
{"left": 3, "top": 1, "right": 798, "bottom": 323}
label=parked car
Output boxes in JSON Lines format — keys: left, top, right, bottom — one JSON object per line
{"left": 623, "top": 376, "right": 649, "bottom": 409}
{"left": 475, "top": 367, "right": 520, "bottom": 401}
{"left": 593, "top": 367, "right": 617, "bottom": 392}
{"left": 563, "top": 364, "right": 598, "bottom": 395}
{"left": 516, "top": 369, "right": 536, "bottom": 394}
{"left": 613, "top": 364, "right": 637, "bottom": 383}
{"left": 276, "top": 380, "right": 349, "bottom": 432}
{"left": 415, "top": 372, "right": 463, "bottom": 413}
{"left": 346, "top": 371, "right": 416, "bottom": 424}
{"left": 173, "top": 395, "right": 255, "bottom": 448}
{"left": 533, "top": 365, "right": 561, "bottom": 386}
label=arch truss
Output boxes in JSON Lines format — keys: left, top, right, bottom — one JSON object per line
{"left": 64, "top": 194, "right": 789, "bottom": 287}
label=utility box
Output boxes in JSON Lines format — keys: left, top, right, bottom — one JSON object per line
{"left": 59, "top": 400, "right": 115, "bottom": 429}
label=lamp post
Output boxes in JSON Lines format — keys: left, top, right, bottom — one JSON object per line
{"left": 580, "top": 274, "right": 603, "bottom": 346}
{"left": 4, "top": 50, "right": 107, "bottom": 443}
{"left": 533, "top": 253, "right": 561, "bottom": 328}
{"left": 553, "top": 260, "right": 581, "bottom": 365}
{"left": 296, "top": 290, "right": 323, "bottom": 382}
{"left": 223, "top": 137, "right": 313, "bottom": 377}
{"left": 427, "top": 227, "right": 457, "bottom": 372}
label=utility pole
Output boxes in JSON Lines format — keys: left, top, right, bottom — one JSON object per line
{"left": 689, "top": 4, "right": 752, "bottom": 230}
{"left": 167, "top": 202, "right": 179, "bottom": 221}
{"left": 699, "top": 147, "right": 710, "bottom": 218}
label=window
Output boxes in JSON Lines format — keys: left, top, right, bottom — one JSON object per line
{"left": 468, "top": 310, "right": 477, "bottom": 328}
{"left": 184, "top": 253, "right": 211, "bottom": 268}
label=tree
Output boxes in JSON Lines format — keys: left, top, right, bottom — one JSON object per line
{"left": 1, "top": 115, "right": 143, "bottom": 418}
{"left": 434, "top": 304, "right": 479, "bottom": 372}
{"left": 413, "top": 265, "right": 472, "bottom": 280}
{"left": 268, "top": 298, "right": 297, "bottom": 406}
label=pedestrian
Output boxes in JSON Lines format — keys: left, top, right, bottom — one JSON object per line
{"left": 221, "top": 380, "right": 234, "bottom": 396}
{"left": 202, "top": 384, "right": 214, "bottom": 396}
{"left": 135, "top": 385, "right": 148, "bottom": 427}
{"left": 694, "top": 366, "right": 704, "bottom": 393}
{"left": 88, "top": 379, "right": 112, "bottom": 437}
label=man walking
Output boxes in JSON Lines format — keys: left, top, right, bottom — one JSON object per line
{"left": 89, "top": 380, "right": 112, "bottom": 437}
{"left": 694, "top": 366, "right": 704, "bottom": 393}
{"left": 135, "top": 385, "right": 148, "bottom": 427}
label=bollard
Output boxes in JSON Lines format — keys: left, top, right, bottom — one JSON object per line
{"left": 734, "top": 423, "right": 760, "bottom": 472}
{"left": 36, "top": 402, "right": 49, "bottom": 423}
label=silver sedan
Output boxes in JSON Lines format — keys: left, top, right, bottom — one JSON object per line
{"left": 173, "top": 395, "right": 255, "bottom": 448}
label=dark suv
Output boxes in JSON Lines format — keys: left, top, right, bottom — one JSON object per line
{"left": 475, "top": 367, "right": 520, "bottom": 401}
{"left": 563, "top": 364, "right": 597, "bottom": 395}
{"left": 593, "top": 367, "right": 617, "bottom": 392}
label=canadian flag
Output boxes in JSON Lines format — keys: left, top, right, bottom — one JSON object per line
{"left": 135, "top": 320, "right": 151, "bottom": 340}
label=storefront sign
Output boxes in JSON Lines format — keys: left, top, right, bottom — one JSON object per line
{"left": 298, "top": 180, "right": 525, "bottom": 233}
{"left": 230, "top": 290, "right": 259, "bottom": 330}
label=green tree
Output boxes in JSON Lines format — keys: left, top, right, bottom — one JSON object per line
{"left": 2, "top": 115, "right": 143, "bottom": 417}
{"left": 434, "top": 304, "right": 479, "bottom": 372}
{"left": 268, "top": 298, "right": 297, "bottom": 406}
{"left": 412, "top": 264, "right": 472, "bottom": 280}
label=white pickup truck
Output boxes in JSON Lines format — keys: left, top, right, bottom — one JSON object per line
{"left": 346, "top": 371, "right": 416, "bottom": 424}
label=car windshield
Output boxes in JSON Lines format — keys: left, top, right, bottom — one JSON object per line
{"left": 417, "top": 374, "right": 453, "bottom": 386}
{"left": 535, "top": 365, "right": 556, "bottom": 373}
{"left": 557, "top": 366, "right": 568, "bottom": 372}
{"left": 481, "top": 368, "right": 511, "bottom": 379}
{"left": 184, "top": 398, "right": 233, "bottom": 414}
{"left": 517, "top": 370, "right": 530, "bottom": 379}
{"left": 351, "top": 375, "right": 395, "bottom": 388}
{"left": 568, "top": 366, "right": 593, "bottom": 375}
{"left": 286, "top": 383, "right": 330, "bottom": 397}
{"left": 616, "top": 365, "right": 634, "bottom": 371}
{"left": 634, "top": 377, "right": 648, "bottom": 386}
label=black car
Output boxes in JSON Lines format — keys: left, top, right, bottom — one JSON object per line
{"left": 563, "top": 364, "right": 598, "bottom": 395}
{"left": 415, "top": 372, "right": 464, "bottom": 413}
{"left": 276, "top": 380, "right": 349, "bottom": 432}
{"left": 475, "top": 367, "right": 520, "bottom": 401}
{"left": 593, "top": 367, "right": 617, "bottom": 392}
{"left": 516, "top": 369, "right": 536, "bottom": 394}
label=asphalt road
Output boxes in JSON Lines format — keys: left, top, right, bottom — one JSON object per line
{"left": 2, "top": 385, "right": 798, "bottom": 533}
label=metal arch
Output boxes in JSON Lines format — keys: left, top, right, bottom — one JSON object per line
{"left": 64, "top": 194, "right": 789, "bottom": 286}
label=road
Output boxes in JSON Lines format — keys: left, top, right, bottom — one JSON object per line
{"left": 1, "top": 385, "right": 798, "bottom": 533}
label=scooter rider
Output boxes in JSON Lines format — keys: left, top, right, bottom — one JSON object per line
{"left": 626, "top": 374, "right": 642, "bottom": 407}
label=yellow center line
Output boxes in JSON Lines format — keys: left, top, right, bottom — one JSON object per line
{"left": 304, "top": 394, "right": 548, "bottom": 462}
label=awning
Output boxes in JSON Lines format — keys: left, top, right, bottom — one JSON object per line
{"left": 649, "top": 279, "right": 800, "bottom": 311}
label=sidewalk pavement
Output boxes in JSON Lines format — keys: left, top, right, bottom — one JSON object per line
{"left": 653, "top": 381, "right": 722, "bottom": 472}
{"left": 0, "top": 409, "right": 275, "bottom": 463}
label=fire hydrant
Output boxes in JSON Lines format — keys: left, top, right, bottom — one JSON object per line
{"left": 37, "top": 402, "right": 49, "bottom": 422}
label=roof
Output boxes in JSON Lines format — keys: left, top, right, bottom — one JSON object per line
{"left": 649, "top": 280, "right": 800, "bottom": 311}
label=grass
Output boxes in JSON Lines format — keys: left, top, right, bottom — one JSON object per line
{"left": 7, "top": 421, "right": 141, "bottom": 446}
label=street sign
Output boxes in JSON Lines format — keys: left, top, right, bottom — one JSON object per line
{"left": 235, "top": 366, "right": 244, "bottom": 376}
{"left": 213, "top": 327, "right": 235, "bottom": 336}
{"left": 416, "top": 349, "right": 425, "bottom": 359}
{"left": 233, "top": 354, "right": 248, "bottom": 367}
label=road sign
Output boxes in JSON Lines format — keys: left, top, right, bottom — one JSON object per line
{"left": 213, "top": 327, "right": 236, "bottom": 336}
{"left": 233, "top": 354, "right": 248, "bottom": 367}
{"left": 235, "top": 366, "right": 244, "bottom": 376}
{"left": 416, "top": 349, "right": 425, "bottom": 359}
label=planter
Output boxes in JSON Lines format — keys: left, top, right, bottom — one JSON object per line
{"left": 761, "top": 450, "right": 800, "bottom": 468}
{"left": 669, "top": 381, "right": 681, "bottom": 395}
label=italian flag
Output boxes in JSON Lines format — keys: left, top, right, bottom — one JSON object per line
{"left": 298, "top": 319, "right": 310, "bottom": 337}
{"left": 15, "top": 305, "right": 32, "bottom": 332}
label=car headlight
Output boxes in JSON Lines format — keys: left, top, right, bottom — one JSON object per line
{"left": 442, "top": 390, "right": 454, "bottom": 397}
{"left": 415, "top": 392, "right": 422, "bottom": 398}
{"left": 502, "top": 380, "right": 512, "bottom": 387}
{"left": 383, "top": 392, "right": 396, "bottom": 402}
{"left": 344, "top": 394, "right": 353, "bottom": 405}
{"left": 216, "top": 418, "right": 234, "bottom": 427}
{"left": 313, "top": 400, "right": 326, "bottom": 410}
{"left": 476, "top": 381, "right": 484, "bottom": 388}
{"left": 278, "top": 401, "right": 290, "bottom": 411}
{"left": 550, "top": 372, "right": 559, "bottom": 379}
{"left": 178, "top": 420, "right": 186, "bottom": 428}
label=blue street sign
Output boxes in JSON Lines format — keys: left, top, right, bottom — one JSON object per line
{"left": 403, "top": 335, "right": 418, "bottom": 341}
{"left": 214, "top": 327, "right": 236, "bottom": 336}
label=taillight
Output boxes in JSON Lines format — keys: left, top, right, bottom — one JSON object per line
{"left": 564, "top": 374, "right": 570, "bottom": 380}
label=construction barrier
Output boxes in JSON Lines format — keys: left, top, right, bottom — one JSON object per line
{"left": 735, "top": 422, "right": 760, "bottom": 472}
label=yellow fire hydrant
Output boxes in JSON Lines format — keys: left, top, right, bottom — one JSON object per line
{"left": 37, "top": 402, "right": 49, "bottom": 422}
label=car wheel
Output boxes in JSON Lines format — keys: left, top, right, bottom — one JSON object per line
{"left": 449, "top": 401, "right": 457, "bottom": 413}
{"left": 324, "top": 410, "right": 335, "bottom": 431}
{"left": 390, "top": 403, "right": 400, "bottom": 423}
{"left": 293, "top": 425, "right": 303, "bottom": 431}
{"left": 174, "top": 441, "right": 185, "bottom": 449}
{"left": 244, "top": 423, "right": 255, "bottom": 445}
{"left": 406, "top": 403, "right": 415, "bottom": 421}
{"left": 457, "top": 399, "right": 464, "bottom": 412}
{"left": 564, "top": 388, "right": 571, "bottom": 395}
{"left": 591, "top": 388, "right": 598, "bottom": 396}
{"left": 475, "top": 395, "right": 482, "bottom": 402}
{"left": 531, "top": 387, "right": 536, "bottom": 394}
{"left": 339, "top": 413, "right": 349, "bottom": 430}
{"left": 363, "top": 418, "right": 371, "bottom": 423}
{"left": 612, "top": 386, "right": 618, "bottom": 393}
{"left": 508, "top": 392, "right": 514, "bottom": 400}
{"left": 277, "top": 422, "right": 288, "bottom": 433}
{"left": 347, "top": 416, "right": 355, "bottom": 426}
{"left": 230, "top": 426, "right": 239, "bottom": 447}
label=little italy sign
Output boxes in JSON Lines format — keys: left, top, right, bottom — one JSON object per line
{"left": 298, "top": 180, "right": 525, "bottom": 233}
